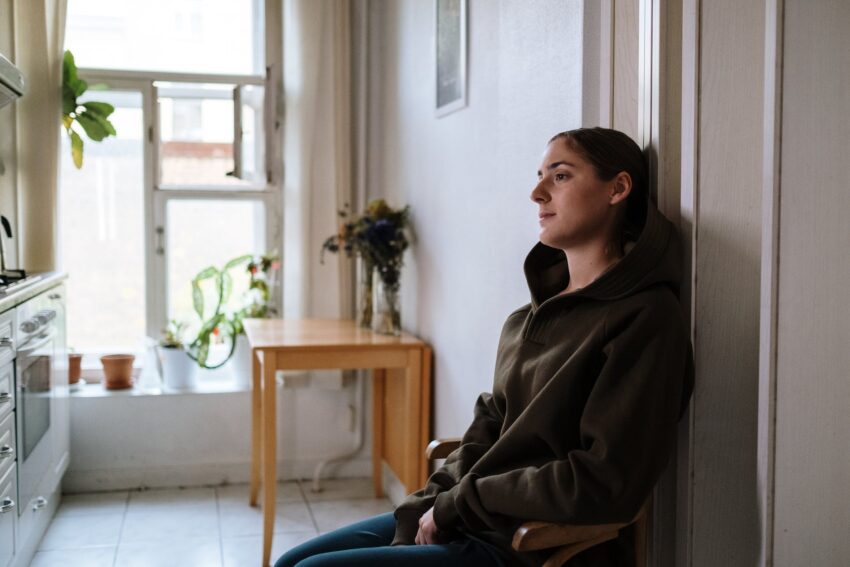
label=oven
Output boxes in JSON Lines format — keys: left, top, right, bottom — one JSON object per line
{"left": 15, "top": 290, "right": 58, "bottom": 523}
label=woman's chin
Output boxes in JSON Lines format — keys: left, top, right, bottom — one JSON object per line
{"left": 538, "top": 230, "right": 561, "bottom": 248}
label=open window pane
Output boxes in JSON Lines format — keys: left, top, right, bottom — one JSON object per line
{"left": 59, "top": 90, "right": 146, "bottom": 356}
{"left": 236, "top": 85, "right": 266, "bottom": 184}
{"left": 158, "top": 82, "right": 264, "bottom": 188}
{"left": 65, "top": 0, "right": 264, "bottom": 75}
{"left": 165, "top": 199, "right": 266, "bottom": 338}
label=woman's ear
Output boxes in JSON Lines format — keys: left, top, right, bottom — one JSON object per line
{"left": 609, "top": 171, "right": 632, "bottom": 205}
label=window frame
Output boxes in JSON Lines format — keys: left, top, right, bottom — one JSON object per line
{"left": 72, "top": 67, "right": 282, "bottom": 352}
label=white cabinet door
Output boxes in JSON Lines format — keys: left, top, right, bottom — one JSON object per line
{"left": 0, "top": 464, "right": 16, "bottom": 567}
{"left": 49, "top": 284, "right": 69, "bottom": 487}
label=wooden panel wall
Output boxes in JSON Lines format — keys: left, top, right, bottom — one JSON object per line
{"left": 684, "top": 0, "right": 764, "bottom": 565}
{"left": 772, "top": 1, "right": 850, "bottom": 564}
{"left": 612, "top": 0, "right": 639, "bottom": 141}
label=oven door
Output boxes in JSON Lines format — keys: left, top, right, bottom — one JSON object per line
{"left": 15, "top": 321, "right": 55, "bottom": 519}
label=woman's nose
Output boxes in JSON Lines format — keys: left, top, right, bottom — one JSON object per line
{"left": 530, "top": 180, "right": 548, "bottom": 203}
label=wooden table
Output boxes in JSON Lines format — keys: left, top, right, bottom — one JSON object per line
{"left": 243, "top": 318, "right": 432, "bottom": 566}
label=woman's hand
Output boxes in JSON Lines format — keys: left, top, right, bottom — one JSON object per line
{"left": 414, "top": 506, "right": 443, "bottom": 545}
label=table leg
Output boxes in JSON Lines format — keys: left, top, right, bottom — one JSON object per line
{"left": 371, "top": 368, "right": 386, "bottom": 498}
{"left": 250, "top": 349, "right": 262, "bottom": 507}
{"left": 262, "top": 352, "right": 278, "bottom": 567}
{"left": 419, "top": 347, "right": 432, "bottom": 487}
{"left": 404, "top": 349, "right": 422, "bottom": 492}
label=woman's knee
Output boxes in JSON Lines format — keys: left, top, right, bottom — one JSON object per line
{"left": 274, "top": 512, "right": 397, "bottom": 567}
{"left": 273, "top": 551, "right": 299, "bottom": 567}
{"left": 274, "top": 547, "right": 316, "bottom": 567}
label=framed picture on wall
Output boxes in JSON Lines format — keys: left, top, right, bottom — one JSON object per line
{"left": 435, "top": 0, "right": 467, "bottom": 117}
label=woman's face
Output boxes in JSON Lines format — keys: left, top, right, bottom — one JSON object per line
{"left": 531, "top": 139, "right": 623, "bottom": 250}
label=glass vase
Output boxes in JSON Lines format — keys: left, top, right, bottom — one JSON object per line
{"left": 372, "top": 274, "right": 401, "bottom": 336}
{"left": 357, "top": 258, "right": 374, "bottom": 329}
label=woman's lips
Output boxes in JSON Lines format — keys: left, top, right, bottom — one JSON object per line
{"left": 539, "top": 212, "right": 555, "bottom": 224}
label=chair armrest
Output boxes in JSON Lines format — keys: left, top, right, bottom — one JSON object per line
{"left": 513, "top": 499, "right": 650, "bottom": 553}
{"left": 426, "top": 438, "right": 462, "bottom": 460}
{"left": 512, "top": 520, "right": 628, "bottom": 552}
{"left": 424, "top": 438, "right": 650, "bottom": 564}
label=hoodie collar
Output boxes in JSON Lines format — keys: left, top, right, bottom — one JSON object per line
{"left": 523, "top": 201, "right": 682, "bottom": 310}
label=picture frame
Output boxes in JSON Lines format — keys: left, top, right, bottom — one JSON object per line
{"left": 435, "top": 0, "right": 467, "bottom": 117}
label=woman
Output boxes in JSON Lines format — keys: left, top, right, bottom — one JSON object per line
{"left": 275, "top": 127, "right": 694, "bottom": 567}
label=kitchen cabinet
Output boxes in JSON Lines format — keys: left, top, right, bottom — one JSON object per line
{"left": 0, "top": 274, "right": 69, "bottom": 567}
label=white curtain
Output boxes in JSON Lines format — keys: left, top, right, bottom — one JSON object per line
{"left": 13, "top": 0, "right": 67, "bottom": 271}
{"left": 282, "top": 0, "right": 354, "bottom": 320}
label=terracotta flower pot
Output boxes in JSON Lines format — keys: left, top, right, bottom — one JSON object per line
{"left": 68, "top": 353, "right": 82, "bottom": 385}
{"left": 100, "top": 354, "right": 135, "bottom": 390}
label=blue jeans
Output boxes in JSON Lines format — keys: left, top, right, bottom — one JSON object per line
{"left": 274, "top": 512, "right": 508, "bottom": 567}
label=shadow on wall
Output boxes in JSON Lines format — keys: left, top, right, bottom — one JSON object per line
{"left": 693, "top": 214, "right": 761, "bottom": 566}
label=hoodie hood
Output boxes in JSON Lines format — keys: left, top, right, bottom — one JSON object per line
{"left": 523, "top": 201, "right": 684, "bottom": 310}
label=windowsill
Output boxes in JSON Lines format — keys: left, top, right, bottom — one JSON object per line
{"left": 75, "top": 351, "right": 253, "bottom": 397}
{"left": 70, "top": 378, "right": 250, "bottom": 398}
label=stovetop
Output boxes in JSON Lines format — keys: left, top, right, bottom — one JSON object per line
{"left": 0, "top": 271, "right": 43, "bottom": 296}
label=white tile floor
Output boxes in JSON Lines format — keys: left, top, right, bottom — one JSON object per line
{"left": 31, "top": 478, "right": 394, "bottom": 567}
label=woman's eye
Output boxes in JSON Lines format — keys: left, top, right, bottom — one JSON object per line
{"left": 555, "top": 173, "right": 569, "bottom": 181}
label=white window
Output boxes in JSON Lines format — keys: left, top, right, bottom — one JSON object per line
{"left": 64, "top": 0, "right": 264, "bottom": 76}
{"left": 59, "top": 0, "right": 279, "bottom": 379}
{"left": 59, "top": 89, "right": 147, "bottom": 355}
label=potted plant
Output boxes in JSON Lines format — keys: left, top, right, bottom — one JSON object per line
{"left": 68, "top": 348, "right": 82, "bottom": 386}
{"left": 158, "top": 320, "right": 195, "bottom": 391}
{"left": 184, "top": 253, "right": 279, "bottom": 388}
{"left": 100, "top": 353, "right": 135, "bottom": 390}
{"left": 228, "top": 253, "right": 280, "bottom": 387}
{"left": 185, "top": 254, "right": 253, "bottom": 372}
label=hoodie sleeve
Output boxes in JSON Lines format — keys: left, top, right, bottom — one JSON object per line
{"left": 390, "top": 390, "right": 504, "bottom": 545}
{"left": 431, "top": 299, "right": 693, "bottom": 534}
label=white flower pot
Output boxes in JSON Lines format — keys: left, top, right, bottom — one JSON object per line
{"left": 229, "top": 333, "right": 252, "bottom": 389}
{"left": 158, "top": 346, "right": 196, "bottom": 391}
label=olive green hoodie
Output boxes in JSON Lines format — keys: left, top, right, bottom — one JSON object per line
{"left": 391, "top": 203, "right": 695, "bottom": 566}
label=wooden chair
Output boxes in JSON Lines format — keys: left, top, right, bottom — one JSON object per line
{"left": 426, "top": 439, "right": 649, "bottom": 567}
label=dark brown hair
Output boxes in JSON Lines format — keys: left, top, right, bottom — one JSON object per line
{"left": 549, "top": 127, "right": 648, "bottom": 244}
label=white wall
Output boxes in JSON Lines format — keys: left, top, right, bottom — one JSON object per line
{"left": 65, "top": 386, "right": 372, "bottom": 492}
{"left": 365, "top": 0, "right": 585, "bottom": 439}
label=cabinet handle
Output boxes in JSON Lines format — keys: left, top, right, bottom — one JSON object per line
{"left": 48, "top": 293, "right": 62, "bottom": 300}
{"left": 0, "top": 445, "right": 12, "bottom": 458}
{"left": 32, "top": 497, "right": 47, "bottom": 511}
{"left": 0, "top": 392, "right": 10, "bottom": 403}
{"left": 0, "top": 498, "right": 14, "bottom": 514}
{"left": 0, "top": 337, "right": 12, "bottom": 348}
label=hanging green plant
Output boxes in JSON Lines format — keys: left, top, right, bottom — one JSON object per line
{"left": 184, "top": 253, "right": 279, "bottom": 369}
{"left": 188, "top": 254, "right": 253, "bottom": 369}
{"left": 62, "top": 49, "right": 117, "bottom": 169}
